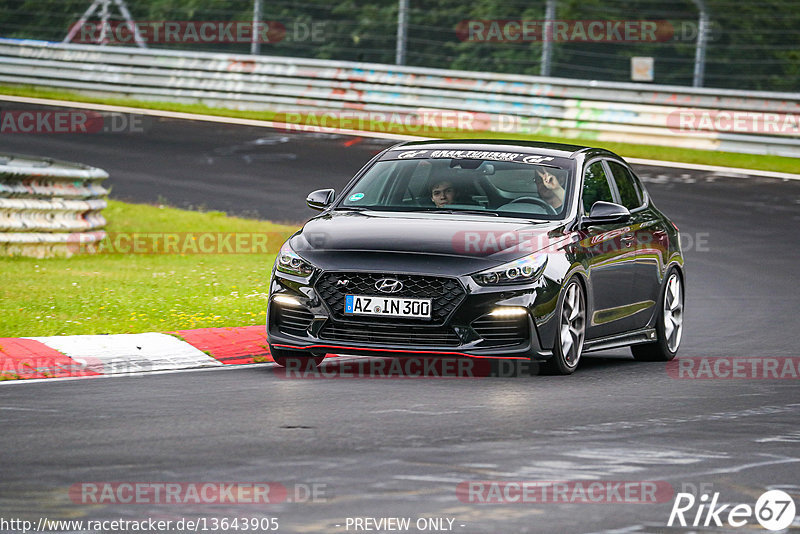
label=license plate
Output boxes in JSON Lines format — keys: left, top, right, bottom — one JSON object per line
{"left": 344, "top": 294, "right": 432, "bottom": 319}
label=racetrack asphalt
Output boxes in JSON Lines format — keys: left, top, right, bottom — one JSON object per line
{"left": 1, "top": 107, "right": 799, "bottom": 533}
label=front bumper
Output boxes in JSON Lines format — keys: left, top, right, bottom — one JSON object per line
{"left": 266, "top": 269, "right": 555, "bottom": 360}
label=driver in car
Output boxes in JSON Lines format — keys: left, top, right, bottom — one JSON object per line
{"left": 535, "top": 167, "right": 566, "bottom": 210}
{"left": 430, "top": 180, "right": 456, "bottom": 208}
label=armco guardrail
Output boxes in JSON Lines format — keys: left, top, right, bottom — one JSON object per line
{"left": 1, "top": 39, "right": 799, "bottom": 157}
{"left": 0, "top": 153, "right": 108, "bottom": 258}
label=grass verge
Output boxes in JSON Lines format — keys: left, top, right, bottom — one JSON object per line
{"left": 1, "top": 84, "right": 797, "bottom": 174}
{"left": 0, "top": 200, "right": 297, "bottom": 337}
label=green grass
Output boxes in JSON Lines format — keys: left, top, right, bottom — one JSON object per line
{"left": 2, "top": 84, "right": 798, "bottom": 174}
{"left": 0, "top": 200, "right": 298, "bottom": 337}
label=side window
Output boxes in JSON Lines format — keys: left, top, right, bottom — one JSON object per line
{"left": 582, "top": 161, "right": 614, "bottom": 215}
{"left": 608, "top": 161, "right": 643, "bottom": 210}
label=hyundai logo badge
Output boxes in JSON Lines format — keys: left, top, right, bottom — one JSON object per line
{"left": 375, "top": 278, "right": 403, "bottom": 293}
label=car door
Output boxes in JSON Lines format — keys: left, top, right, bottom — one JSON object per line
{"left": 606, "top": 159, "right": 661, "bottom": 330}
{"left": 577, "top": 159, "right": 639, "bottom": 339}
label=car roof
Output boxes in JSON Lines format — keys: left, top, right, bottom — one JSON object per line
{"left": 387, "top": 139, "right": 616, "bottom": 159}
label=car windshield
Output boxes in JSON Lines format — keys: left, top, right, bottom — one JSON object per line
{"left": 338, "top": 155, "right": 574, "bottom": 220}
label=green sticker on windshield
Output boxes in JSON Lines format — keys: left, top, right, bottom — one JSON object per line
{"left": 349, "top": 193, "right": 365, "bottom": 202}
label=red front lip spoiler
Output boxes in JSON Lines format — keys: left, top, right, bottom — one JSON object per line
{"left": 272, "top": 343, "right": 530, "bottom": 360}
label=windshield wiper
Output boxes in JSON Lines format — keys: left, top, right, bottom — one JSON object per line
{"left": 333, "top": 206, "right": 369, "bottom": 211}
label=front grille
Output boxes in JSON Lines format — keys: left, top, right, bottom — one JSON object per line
{"left": 274, "top": 305, "right": 314, "bottom": 338}
{"left": 315, "top": 271, "right": 466, "bottom": 325}
{"left": 319, "top": 321, "right": 461, "bottom": 347}
{"left": 471, "top": 314, "right": 529, "bottom": 347}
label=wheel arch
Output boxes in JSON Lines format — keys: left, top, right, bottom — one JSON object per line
{"left": 664, "top": 260, "right": 685, "bottom": 286}
{"left": 565, "top": 268, "right": 591, "bottom": 321}
{"left": 645, "top": 261, "right": 684, "bottom": 330}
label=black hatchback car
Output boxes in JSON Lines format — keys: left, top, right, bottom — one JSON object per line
{"left": 266, "top": 140, "right": 684, "bottom": 374}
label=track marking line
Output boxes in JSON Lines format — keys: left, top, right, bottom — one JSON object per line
{"left": 0, "top": 94, "right": 796, "bottom": 180}
{"left": 0, "top": 361, "right": 274, "bottom": 386}
{"left": 0, "top": 94, "right": 422, "bottom": 141}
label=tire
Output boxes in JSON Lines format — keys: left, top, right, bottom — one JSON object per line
{"left": 631, "top": 269, "right": 683, "bottom": 362}
{"left": 269, "top": 346, "right": 326, "bottom": 369}
{"left": 541, "top": 277, "right": 586, "bottom": 375}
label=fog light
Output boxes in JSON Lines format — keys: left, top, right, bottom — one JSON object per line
{"left": 489, "top": 307, "right": 527, "bottom": 317}
{"left": 274, "top": 295, "right": 302, "bottom": 306}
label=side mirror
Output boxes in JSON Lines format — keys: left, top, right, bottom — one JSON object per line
{"left": 306, "top": 189, "right": 336, "bottom": 211}
{"left": 584, "top": 201, "right": 630, "bottom": 225}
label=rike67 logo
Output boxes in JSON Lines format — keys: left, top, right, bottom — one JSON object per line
{"left": 668, "top": 489, "right": 796, "bottom": 531}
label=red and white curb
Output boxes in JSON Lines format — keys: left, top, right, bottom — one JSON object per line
{"left": 0, "top": 325, "right": 274, "bottom": 382}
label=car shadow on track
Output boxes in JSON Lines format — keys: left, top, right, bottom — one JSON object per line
{"left": 262, "top": 352, "right": 646, "bottom": 380}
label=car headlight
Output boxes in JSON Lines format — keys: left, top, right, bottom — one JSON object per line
{"left": 275, "top": 241, "right": 315, "bottom": 278}
{"left": 472, "top": 253, "right": 547, "bottom": 285}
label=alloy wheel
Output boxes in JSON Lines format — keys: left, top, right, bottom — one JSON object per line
{"left": 559, "top": 281, "right": 585, "bottom": 368}
{"left": 663, "top": 273, "right": 683, "bottom": 352}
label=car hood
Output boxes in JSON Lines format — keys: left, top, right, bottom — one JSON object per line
{"left": 291, "top": 210, "right": 571, "bottom": 274}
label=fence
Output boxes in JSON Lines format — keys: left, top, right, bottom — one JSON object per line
{"left": 0, "top": 151, "right": 108, "bottom": 258}
{"left": 0, "top": 38, "right": 799, "bottom": 157}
